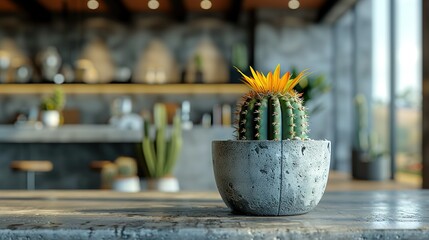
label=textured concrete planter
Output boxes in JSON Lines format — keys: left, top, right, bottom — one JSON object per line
{"left": 212, "top": 140, "right": 331, "bottom": 216}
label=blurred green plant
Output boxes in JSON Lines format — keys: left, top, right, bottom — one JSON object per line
{"left": 231, "top": 43, "right": 248, "bottom": 71}
{"left": 40, "top": 87, "right": 65, "bottom": 111}
{"left": 354, "top": 94, "right": 385, "bottom": 159}
{"left": 194, "top": 54, "right": 203, "bottom": 72}
{"left": 138, "top": 103, "right": 182, "bottom": 178}
{"left": 291, "top": 67, "right": 330, "bottom": 114}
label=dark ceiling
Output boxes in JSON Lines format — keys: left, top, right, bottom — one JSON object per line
{"left": 0, "top": 0, "right": 358, "bottom": 24}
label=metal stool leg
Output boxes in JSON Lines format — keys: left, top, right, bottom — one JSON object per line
{"left": 26, "top": 171, "right": 35, "bottom": 190}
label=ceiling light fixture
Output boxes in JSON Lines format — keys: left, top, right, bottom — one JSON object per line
{"left": 288, "top": 0, "right": 300, "bottom": 10}
{"left": 200, "top": 0, "right": 212, "bottom": 10}
{"left": 87, "top": 0, "right": 99, "bottom": 10}
{"left": 148, "top": 0, "right": 160, "bottom": 10}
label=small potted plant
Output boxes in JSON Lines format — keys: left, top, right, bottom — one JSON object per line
{"left": 352, "top": 94, "right": 389, "bottom": 180}
{"left": 139, "top": 103, "right": 182, "bottom": 192}
{"left": 40, "top": 87, "right": 65, "bottom": 128}
{"left": 212, "top": 65, "right": 331, "bottom": 216}
{"left": 112, "top": 156, "right": 141, "bottom": 192}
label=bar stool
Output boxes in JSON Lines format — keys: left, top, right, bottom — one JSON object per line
{"left": 10, "top": 161, "right": 53, "bottom": 190}
{"left": 89, "top": 160, "right": 112, "bottom": 172}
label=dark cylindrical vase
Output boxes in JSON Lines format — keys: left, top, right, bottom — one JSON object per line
{"left": 352, "top": 150, "right": 390, "bottom": 180}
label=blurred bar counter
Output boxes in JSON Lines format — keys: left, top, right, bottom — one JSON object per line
{"left": 0, "top": 126, "right": 233, "bottom": 190}
{"left": 0, "top": 125, "right": 142, "bottom": 143}
{"left": 0, "top": 125, "right": 233, "bottom": 143}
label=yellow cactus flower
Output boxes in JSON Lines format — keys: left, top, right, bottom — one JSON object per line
{"left": 236, "top": 64, "right": 307, "bottom": 95}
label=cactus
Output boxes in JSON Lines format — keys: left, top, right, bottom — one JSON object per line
{"left": 141, "top": 103, "right": 182, "bottom": 178}
{"left": 100, "top": 162, "right": 118, "bottom": 189}
{"left": 100, "top": 157, "right": 138, "bottom": 189}
{"left": 236, "top": 65, "right": 309, "bottom": 140}
{"left": 115, "top": 156, "right": 138, "bottom": 178}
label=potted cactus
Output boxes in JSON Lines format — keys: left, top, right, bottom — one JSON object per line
{"left": 112, "top": 156, "right": 141, "bottom": 192}
{"left": 40, "top": 87, "right": 65, "bottom": 128}
{"left": 352, "top": 94, "right": 389, "bottom": 180}
{"left": 100, "top": 162, "right": 117, "bottom": 190}
{"left": 139, "top": 103, "right": 182, "bottom": 192}
{"left": 212, "top": 65, "right": 331, "bottom": 216}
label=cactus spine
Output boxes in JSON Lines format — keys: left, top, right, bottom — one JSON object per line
{"left": 142, "top": 103, "right": 182, "bottom": 178}
{"left": 236, "top": 65, "right": 309, "bottom": 140}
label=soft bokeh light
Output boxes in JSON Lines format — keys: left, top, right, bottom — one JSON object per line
{"left": 288, "top": 0, "right": 300, "bottom": 10}
{"left": 148, "top": 0, "right": 160, "bottom": 10}
{"left": 87, "top": 0, "right": 99, "bottom": 10}
{"left": 200, "top": 0, "right": 212, "bottom": 10}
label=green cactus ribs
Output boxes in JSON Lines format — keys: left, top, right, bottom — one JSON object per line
{"left": 238, "top": 92, "right": 309, "bottom": 140}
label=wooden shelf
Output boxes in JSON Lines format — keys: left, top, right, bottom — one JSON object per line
{"left": 0, "top": 83, "right": 248, "bottom": 95}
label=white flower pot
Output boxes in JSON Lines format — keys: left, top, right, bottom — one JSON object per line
{"left": 41, "top": 110, "right": 60, "bottom": 128}
{"left": 113, "top": 176, "right": 141, "bottom": 192}
{"left": 141, "top": 177, "right": 180, "bottom": 192}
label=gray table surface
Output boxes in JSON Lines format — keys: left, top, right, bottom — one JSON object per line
{"left": 0, "top": 190, "right": 428, "bottom": 239}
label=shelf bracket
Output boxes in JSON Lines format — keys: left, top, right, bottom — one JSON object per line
{"left": 316, "top": 0, "right": 358, "bottom": 24}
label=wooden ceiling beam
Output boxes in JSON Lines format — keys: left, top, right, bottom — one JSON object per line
{"left": 11, "top": 0, "right": 52, "bottom": 22}
{"left": 226, "top": 0, "right": 243, "bottom": 23}
{"left": 104, "top": 0, "right": 132, "bottom": 23}
{"left": 316, "top": 0, "right": 339, "bottom": 23}
{"left": 169, "top": 0, "right": 186, "bottom": 22}
{"left": 316, "top": 0, "right": 358, "bottom": 24}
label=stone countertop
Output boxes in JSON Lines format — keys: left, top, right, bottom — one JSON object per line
{"left": 0, "top": 125, "right": 233, "bottom": 143}
{"left": 0, "top": 190, "right": 428, "bottom": 239}
{"left": 0, "top": 125, "right": 141, "bottom": 143}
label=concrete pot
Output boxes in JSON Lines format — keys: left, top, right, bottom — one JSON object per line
{"left": 212, "top": 140, "right": 331, "bottom": 216}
